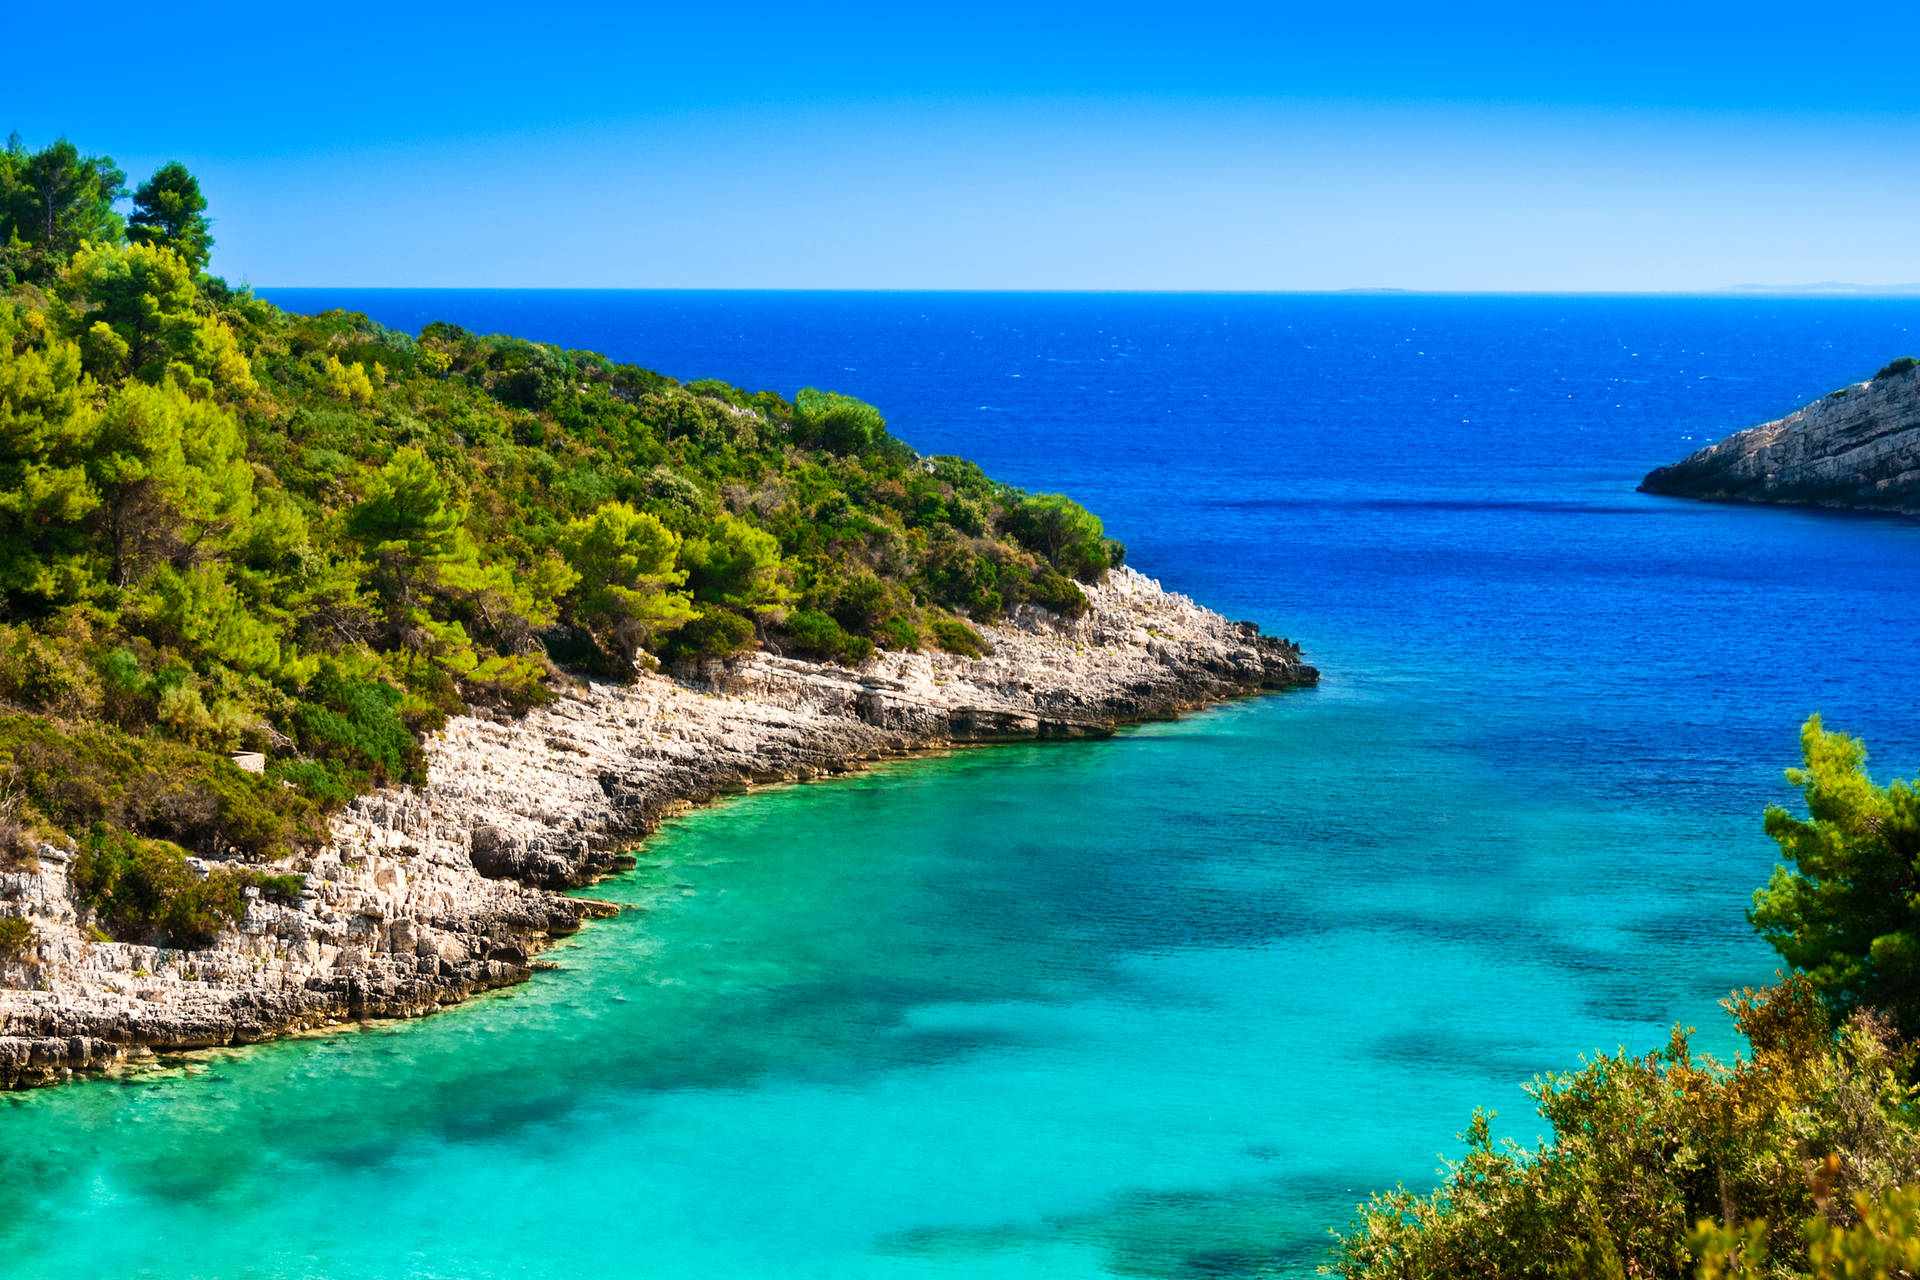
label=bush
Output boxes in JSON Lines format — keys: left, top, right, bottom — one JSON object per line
{"left": 661, "top": 609, "right": 757, "bottom": 663}
{"left": 1873, "top": 356, "right": 1917, "bottom": 380}
{"left": 924, "top": 542, "right": 1006, "bottom": 621}
{"left": 791, "top": 388, "right": 886, "bottom": 454}
{"left": 780, "top": 610, "right": 874, "bottom": 666}
{"left": 0, "top": 626, "right": 103, "bottom": 719}
{"left": 1000, "top": 492, "right": 1115, "bottom": 582}
{"left": 254, "top": 873, "right": 305, "bottom": 905}
{"left": 71, "top": 827, "right": 250, "bottom": 949}
{"left": 875, "top": 616, "right": 920, "bottom": 651}
{"left": 1334, "top": 978, "right": 1920, "bottom": 1279}
{"left": 268, "top": 759, "right": 359, "bottom": 806}
{"left": 486, "top": 339, "right": 571, "bottom": 409}
{"left": 1024, "top": 567, "right": 1090, "bottom": 618}
{"left": 293, "top": 667, "right": 423, "bottom": 785}
{"left": 1694, "top": 1184, "right": 1920, "bottom": 1277}
{"left": 0, "top": 915, "right": 36, "bottom": 956}
{"left": 462, "top": 653, "right": 555, "bottom": 713}
{"left": 929, "top": 618, "right": 991, "bottom": 658}
{"left": 0, "top": 713, "right": 327, "bottom": 858}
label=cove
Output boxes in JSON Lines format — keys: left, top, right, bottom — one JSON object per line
{"left": 0, "top": 689, "right": 1773, "bottom": 1279}
{"left": 8, "top": 291, "right": 1920, "bottom": 1277}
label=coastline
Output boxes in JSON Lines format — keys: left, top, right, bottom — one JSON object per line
{"left": 0, "top": 567, "right": 1316, "bottom": 1089}
{"left": 1639, "top": 361, "right": 1920, "bottom": 514}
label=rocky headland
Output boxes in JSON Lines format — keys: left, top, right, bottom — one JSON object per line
{"left": 0, "top": 567, "right": 1315, "bottom": 1088}
{"left": 1640, "top": 358, "right": 1920, "bottom": 512}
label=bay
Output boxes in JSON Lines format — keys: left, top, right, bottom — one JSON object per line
{"left": 5, "top": 291, "right": 1919, "bottom": 1278}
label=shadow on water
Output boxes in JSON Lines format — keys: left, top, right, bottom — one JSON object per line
{"left": 876, "top": 1173, "right": 1385, "bottom": 1279}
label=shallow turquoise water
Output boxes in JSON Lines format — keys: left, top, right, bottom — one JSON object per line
{"left": 9, "top": 293, "right": 1920, "bottom": 1277}
{"left": 0, "top": 687, "right": 1783, "bottom": 1278}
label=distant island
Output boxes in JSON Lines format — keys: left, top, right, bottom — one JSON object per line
{"left": 1718, "top": 282, "right": 1920, "bottom": 296}
{"left": 1640, "top": 357, "right": 1920, "bottom": 514}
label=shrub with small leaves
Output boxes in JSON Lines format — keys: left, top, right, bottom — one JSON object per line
{"left": 929, "top": 618, "right": 991, "bottom": 658}
{"left": 253, "top": 873, "right": 305, "bottom": 905}
{"left": 71, "top": 826, "right": 251, "bottom": 949}
{"left": 0, "top": 915, "right": 36, "bottom": 956}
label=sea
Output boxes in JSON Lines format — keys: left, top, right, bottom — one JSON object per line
{"left": 4, "top": 291, "right": 1918, "bottom": 1278}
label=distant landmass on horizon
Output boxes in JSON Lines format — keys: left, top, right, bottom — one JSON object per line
{"left": 1719, "top": 281, "right": 1920, "bottom": 296}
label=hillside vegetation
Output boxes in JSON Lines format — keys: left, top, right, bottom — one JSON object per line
{"left": 0, "top": 134, "right": 1120, "bottom": 942}
{"left": 1337, "top": 717, "right": 1920, "bottom": 1279}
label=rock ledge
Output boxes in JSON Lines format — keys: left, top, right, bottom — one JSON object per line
{"left": 0, "top": 567, "right": 1315, "bottom": 1088}
{"left": 1640, "top": 363, "right": 1920, "bottom": 513}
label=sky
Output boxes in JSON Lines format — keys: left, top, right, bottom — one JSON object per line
{"left": 9, "top": 0, "right": 1920, "bottom": 290}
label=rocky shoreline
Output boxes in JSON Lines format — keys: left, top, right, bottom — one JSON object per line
{"left": 1639, "top": 359, "right": 1920, "bottom": 513}
{"left": 0, "top": 567, "right": 1315, "bottom": 1088}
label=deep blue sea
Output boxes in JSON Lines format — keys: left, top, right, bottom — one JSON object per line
{"left": 4, "top": 292, "right": 1919, "bottom": 1278}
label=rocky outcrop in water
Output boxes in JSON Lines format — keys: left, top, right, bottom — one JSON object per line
{"left": 1640, "top": 360, "right": 1920, "bottom": 513}
{"left": 0, "top": 568, "right": 1315, "bottom": 1087}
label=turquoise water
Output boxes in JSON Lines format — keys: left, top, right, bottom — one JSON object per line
{"left": 0, "top": 698, "right": 1767, "bottom": 1279}
{"left": 7, "top": 293, "right": 1920, "bottom": 1277}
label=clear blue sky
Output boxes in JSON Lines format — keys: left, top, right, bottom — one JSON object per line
{"left": 13, "top": 1, "right": 1919, "bottom": 290}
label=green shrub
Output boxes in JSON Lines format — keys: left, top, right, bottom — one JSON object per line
{"left": 1873, "top": 356, "right": 1917, "bottom": 380}
{"left": 0, "top": 915, "right": 36, "bottom": 956}
{"left": 71, "top": 826, "right": 250, "bottom": 949}
{"left": 791, "top": 388, "right": 886, "bottom": 454}
{"left": 875, "top": 616, "right": 920, "bottom": 651}
{"left": 462, "top": 653, "right": 555, "bottom": 713}
{"left": 0, "top": 713, "right": 327, "bottom": 858}
{"left": 268, "top": 759, "right": 360, "bottom": 806}
{"left": 293, "top": 667, "right": 422, "bottom": 784}
{"left": 781, "top": 610, "right": 874, "bottom": 666}
{"left": 929, "top": 618, "right": 991, "bottom": 658}
{"left": 1693, "top": 1183, "right": 1920, "bottom": 1278}
{"left": 253, "top": 873, "right": 305, "bottom": 905}
{"left": 1336, "top": 721, "right": 1920, "bottom": 1280}
{"left": 924, "top": 543, "right": 1006, "bottom": 621}
{"left": 1000, "top": 492, "right": 1115, "bottom": 582}
{"left": 661, "top": 609, "right": 756, "bottom": 663}
{"left": 0, "top": 626, "right": 103, "bottom": 719}
{"left": 1024, "top": 567, "right": 1090, "bottom": 618}
{"left": 1333, "top": 979, "right": 1917, "bottom": 1279}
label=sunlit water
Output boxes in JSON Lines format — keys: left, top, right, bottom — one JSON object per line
{"left": 5, "top": 293, "right": 1920, "bottom": 1278}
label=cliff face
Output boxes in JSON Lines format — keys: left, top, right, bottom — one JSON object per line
{"left": 0, "top": 568, "right": 1316, "bottom": 1087}
{"left": 1639, "top": 363, "right": 1920, "bottom": 513}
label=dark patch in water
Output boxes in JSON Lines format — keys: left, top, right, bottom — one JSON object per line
{"left": 1206, "top": 495, "right": 1656, "bottom": 517}
{"left": 875, "top": 1173, "right": 1383, "bottom": 1278}
{"left": 1370, "top": 1029, "right": 1558, "bottom": 1082}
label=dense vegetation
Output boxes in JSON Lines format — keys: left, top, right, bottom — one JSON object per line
{"left": 1336, "top": 717, "right": 1920, "bottom": 1278}
{"left": 0, "top": 133, "right": 1121, "bottom": 947}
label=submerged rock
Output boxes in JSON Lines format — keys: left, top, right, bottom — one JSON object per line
{"left": 0, "top": 567, "right": 1316, "bottom": 1088}
{"left": 1640, "top": 359, "right": 1920, "bottom": 513}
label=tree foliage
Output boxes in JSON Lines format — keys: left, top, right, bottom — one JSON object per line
{"left": 791, "top": 387, "right": 886, "bottom": 454}
{"left": 128, "top": 161, "right": 212, "bottom": 272}
{"left": 1000, "top": 490, "right": 1125, "bottom": 583}
{"left": 1752, "top": 716, "right": 1920, "bottom": 1045}
{"left": 557, "top": 502, "right": 690, "bottom": 662}
{"left": 0, "top": 131, "right": 1128, "bottom": 939}
{"left": 1336, "top": 719, "right": 1920, "bottom": 1280}
{"left": 1335, "top": 979, "right": 1920, "bottom": 1280}
{"left": 0, "top": 134, "right": 125, "bottom": 284}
